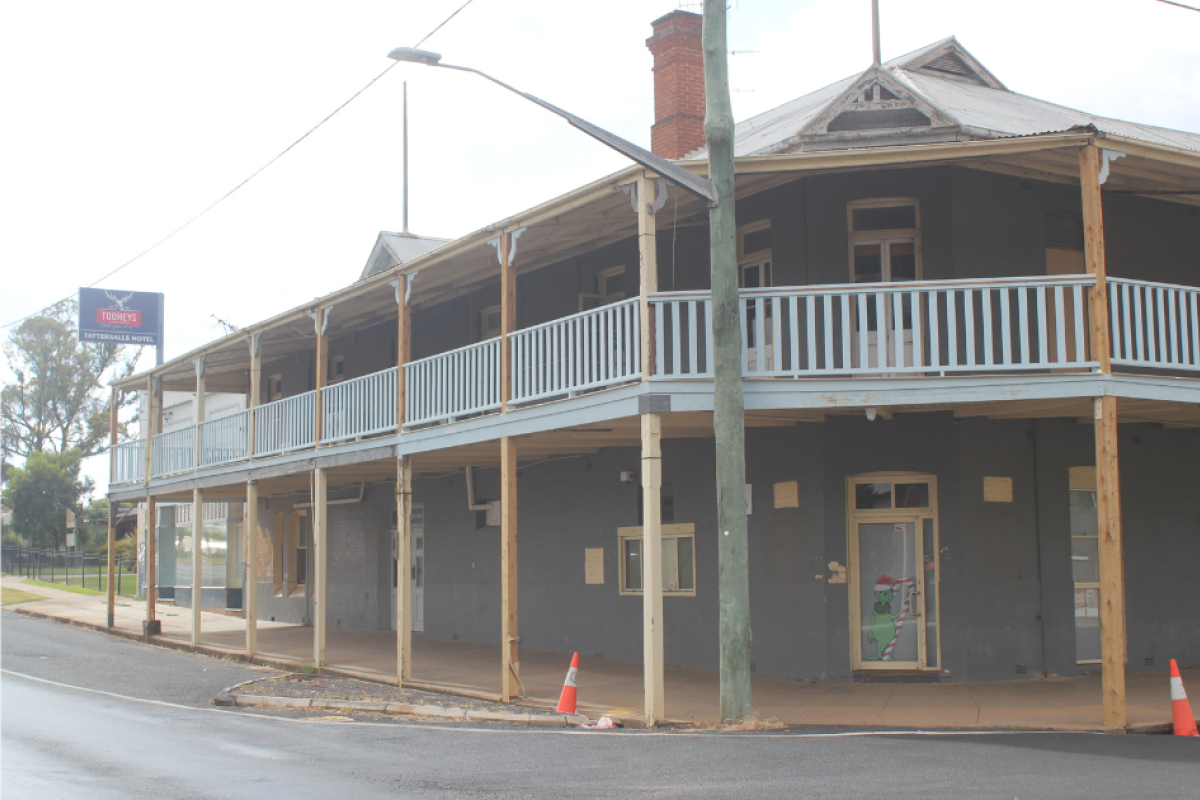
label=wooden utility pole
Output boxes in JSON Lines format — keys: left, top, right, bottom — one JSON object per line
{"left": 1080, "top": 142, "right": 1126, "bottom": 728}
{"left": 703, "top": 0, "right": 752, "bottom": 724}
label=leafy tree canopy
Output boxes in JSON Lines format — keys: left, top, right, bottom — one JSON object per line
{"left": 1, "top": 298, "right": 141, "bottom": 460}
{"left": 2, "top": 449, "right": 92, "bottom": 550}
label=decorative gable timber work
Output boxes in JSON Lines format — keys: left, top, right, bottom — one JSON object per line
{"left": 900, "top": 38, "right": 1006, "bottom": 90}
{"left": 791, "top": 65, "right": 960, "bottom": 148}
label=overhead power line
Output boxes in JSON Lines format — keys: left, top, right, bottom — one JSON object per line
{"left": 2, "top": 0, "right": 478, "bottom": 331}
{"left": 1155, "top": 0, "right": 1200, "bottom": 11}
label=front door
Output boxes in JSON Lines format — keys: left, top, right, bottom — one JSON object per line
{"left": 848, "top": 475, "right": 940, "bottom": 671}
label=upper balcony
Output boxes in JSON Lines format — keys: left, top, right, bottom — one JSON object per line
{"left": 110, "top": 272, "right": 1200, "bottom": 488}
{"left": 108, "top": 135, "right": 1200, "bottom": 491}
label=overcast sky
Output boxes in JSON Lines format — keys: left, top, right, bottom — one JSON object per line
{"left": 2, "top": 0, "right": 1197, "bottom": 496}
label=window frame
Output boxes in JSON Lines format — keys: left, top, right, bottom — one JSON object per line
{"left": 846, "top": 198, "right": 923, "bottom": 284}
{"left": 617, "top": 523, "right": 697, "bottom": 597}
{"left": 479, "top": 305, "right": 502, "bottom": 340}
{"left": 1068, "top": 466, "right": 1101, "bottom": 665}
{"left": 268, "top": 373, "right": 283, "bottom": 403}
{"left": 579, "top": 265, "right": 627, "bottom": 311}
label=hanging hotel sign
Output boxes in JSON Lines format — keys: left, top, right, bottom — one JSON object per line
{"left": 78, "top": 288, "right": 164, "bottom": 347}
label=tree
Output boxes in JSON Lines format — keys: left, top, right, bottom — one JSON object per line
{"left": 1, "top": 298, "right": 141, "bottom": 461}
{"left": 2, "top": 449, "right": 92, "bottom": 550}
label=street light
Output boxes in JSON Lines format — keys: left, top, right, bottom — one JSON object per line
{"left": 386, "top": 46, "right": 718, "bottom": 205}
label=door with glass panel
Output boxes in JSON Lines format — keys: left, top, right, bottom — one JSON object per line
{"left": 848, "top": 475, "right": 940, "bottom": 671}
{"left": 847, "top": 200, "right": 921, "bottom": 371}
{"left": 1069, "top": 468, "right": 1101, "bottom": 663}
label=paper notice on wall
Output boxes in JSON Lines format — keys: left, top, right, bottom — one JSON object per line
{"left": 983, "top": 476, "right": 1014, "bottom": 503}
{"left": 773, "top": 481, "right": 799, "bottom": 509}
{"left": 584, "top": 548, "right": 605, "bottom": 585}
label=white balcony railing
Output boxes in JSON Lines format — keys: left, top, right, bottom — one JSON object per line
{"left": 253, "top": 391, "right": 316, "bottom": 458}
{"left": 404, "top": 339, "right": 502, "bottom": 427}
{"left": 1109, "top": 278, "right": 1200, "bottom": 372}
{"left": 321, "top": 367, "right": 398, "bottom": 444}
{"left": 651, "top": 275, "right": 1099, "bottom": 379}
{"left": 110, "top": 439, "right": 145, "bottom": 485}
{"left": 510, "top": 297, "right": 641, "bottom": 405}
{"left": 198, "top": 410, "right": 250, "bottom": 469}
{"left": 152, "top": 427, "right": 195, "bottom": 478}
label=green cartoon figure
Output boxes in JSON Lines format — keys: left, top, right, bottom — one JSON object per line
{"left": 866, "top": 574, "right": 901, "bottom": 660}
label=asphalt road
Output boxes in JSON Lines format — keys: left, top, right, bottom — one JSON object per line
{"left": 3, "top": 612, "right": 1199, "bottom": 799}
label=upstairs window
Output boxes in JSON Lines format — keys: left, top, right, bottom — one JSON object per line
{"left": 737, "top": 221, "right": 772, "bottom": 289}
{"left": 848, "top": 198, "right": 921, "bottom": 286}
{"left": 480, "top": 305, "right": 502, "bottom": 340}
{"left": 580, "top": 265, "right": 626, "bottom": 311}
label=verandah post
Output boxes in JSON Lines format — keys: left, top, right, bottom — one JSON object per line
{"left": 191, "top": 487, "right": 203, "bottom": 647}
{"left": 245, "top": 480, "right": 258, "bottom": 656}
{"left": 396, "top": 456, "right": 413, "bottom": 685}
{"left": 107, "top": 386, "right": 119, "bottom": 628}
{"left": 500, "top": 437, "right": 519, "bottom": 702}
{"left": 641, "top": 412, "right": 665, "bottom": 726}
{"left": 313, "top": 467, "right": 328, "bottom": 667}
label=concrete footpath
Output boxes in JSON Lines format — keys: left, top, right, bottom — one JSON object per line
{"left": 4, "top": 574, "right": 1195, "bottom": 732}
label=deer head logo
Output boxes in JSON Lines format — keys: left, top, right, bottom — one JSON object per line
{"left": 104, "top": 291, "right": 134, "bottom": 311}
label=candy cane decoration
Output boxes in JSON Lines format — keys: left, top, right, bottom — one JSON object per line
{"left": 880, "top": 578, "right": 917, "bottom": 661}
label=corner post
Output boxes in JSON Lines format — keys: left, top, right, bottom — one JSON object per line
{"left": 1080, "top": 142, "right": 1125, "bottom": 728}
{"left": 500, "top": 437, "right": 519, "bottom": 702}
{"left": 107, "top": 386, "right": 118, "bottom": 628}
{"left": 396, "top": 456, "right": 413, "bottom": 684}
{"left": 144, "top": 375, "right": 159, "bottom": 484}
{"left": 641, "top": 413, "right": 665, "bottom": 726}
{"left": 500, "top": 233, "right": 515, "bottom": 412}
{"left": 638, "top": 173, "right": 659, "bottom": 380}
{"left": 245, "top": 480, "right": 259, "bottom": 657}
{"left": 190, "top": 487, "right": 203, "bottom": 646}
{"left": 313, "top": 467, "right": 328, "bottom": 667}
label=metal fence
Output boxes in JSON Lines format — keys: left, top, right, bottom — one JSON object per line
{"left": 1, "top": 546, "right": 138, "bottom": 597}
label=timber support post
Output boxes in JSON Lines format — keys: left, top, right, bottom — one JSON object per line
{"left": 190, "top": 487, "right": 203, "bottom": 646}
{"left": 1080, "top": 142, "right": 1126, "bottom": 728}
{"left": 313, "top": 467, "right": 328, "bottom": 667}
{"left": 144, "top": 495, "right": 158, "bottom": 637}
{"left": 395, "top": 276, "right": 410, "bottom": 431}
{"left": 499, "top": 231, "right": 516, "bottom": 412}
{"left": 500, "top": 437, "right": 520, "bottom": 702}
{"left": 703, "top": 0, "right": 752, "bottom": 723}
{"left": 194, "top": 356, "right": 206, "bottom": 472}
{"left": 107, "top": 386, "right": 118, "bottom": 628}
{"left": 245, "top": 480, "right": 258, "bottom": 657}
{"left": 249, "top": 334, "right": 261, "bottom": 459}
{"left": 637, "top": 172, "right": 658, "bottom": 379}
{"left": 396, "top": 456, "right": 413, "bottom": 684}
{"left": 314, "top": 308, "right": 329, "bottom": 446}
{"left": 641, "top": 413, "right": 665, "bottom": 726}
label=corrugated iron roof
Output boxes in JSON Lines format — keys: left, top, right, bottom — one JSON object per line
{"left": 687, "top": 37, "right": 1199, "bottom": 159}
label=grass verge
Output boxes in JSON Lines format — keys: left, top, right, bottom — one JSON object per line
{"left": 2, "top": 586, "right": 48, "bottom": 605}
{"left": 23, "top": 579, "right": 104, "bottom": 596}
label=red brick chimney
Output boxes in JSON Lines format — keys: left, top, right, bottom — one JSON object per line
{"left": 647, "top": 10, "right": 706, "bottom": 159}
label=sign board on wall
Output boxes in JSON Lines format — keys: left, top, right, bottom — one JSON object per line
{"left": 78, "top": 288, "right": 163, "bottom": 347}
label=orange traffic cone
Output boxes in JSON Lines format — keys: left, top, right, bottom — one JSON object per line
{"left": 556, "top": 652, "right": 579, "bottom": 714}
{"left": 1169, "top": 659, "right": 1199, "bottom": 737}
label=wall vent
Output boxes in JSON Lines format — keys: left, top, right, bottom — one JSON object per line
{"left": 1014, "top": 664, "right": 1027, "bottom": 675}
{"left": 1144, "top": 657, "right": 1155, "bottom": 667}
{"left": 750, "top": 662, "right": 757, "bottom": 673}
